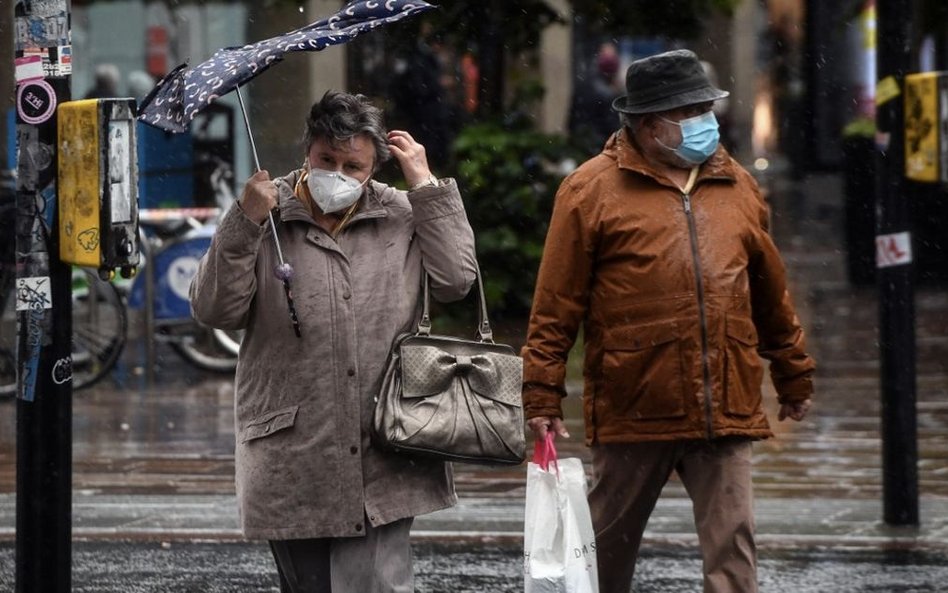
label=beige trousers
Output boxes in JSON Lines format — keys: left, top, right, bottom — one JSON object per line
{"left": 269, "top": 517, "right": 414, "bottom": 593}
{"left": 589, "top": 437, "right": 757, "bottom": 593}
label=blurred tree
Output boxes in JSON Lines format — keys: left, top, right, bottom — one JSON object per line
{"left": 376, "top": 0, "right": 741, "bottom": 118}
{"left": 571, "top": 0, "right": 740, "bottom": 39}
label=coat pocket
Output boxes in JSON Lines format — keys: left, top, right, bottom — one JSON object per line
{"left": 599, "top": 320, "right": 687, "bottom": 420}
{"left": 239, "top": 405, "right": 300, "bottom": 443}
{"left": 723, "top": 315, "right": 764, "bottom": 417}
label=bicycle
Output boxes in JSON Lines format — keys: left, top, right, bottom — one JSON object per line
{"left": 128, "top": 206, "right": 241, "bottom": 373}
{"left": 0, "top": 163, "right": 240, "bottom": 396}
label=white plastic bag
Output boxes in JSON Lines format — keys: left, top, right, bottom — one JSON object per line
{"left": 523, "top": 434, "right": 599, "bottom": 593}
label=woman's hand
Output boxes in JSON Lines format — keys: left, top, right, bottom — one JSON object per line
{"left": 239, "top": 169, "right": 278, "bottom": 225}
{"left": 387, "top": 130, "right": 433, "bottom": 189}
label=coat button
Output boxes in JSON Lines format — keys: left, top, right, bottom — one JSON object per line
{"left": 343, "top": 291, "right": 352, "bottom": 300}
{"left": 348, "top": 368, "right": 356, "bottom": 377}
{"left": 350, "top": 445, "right": 358, "bottom": 454}
{"left": 355, "top": 523, "right": 363, "bottom": 532}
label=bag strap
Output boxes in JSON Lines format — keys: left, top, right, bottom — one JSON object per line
{"left": 417, "top": 260, "right": 494, "bottom": 343}
{"left": 532, "top": 433, "right": 559, "bottom": 475}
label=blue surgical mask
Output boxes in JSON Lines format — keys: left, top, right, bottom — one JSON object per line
{"left": 656, "top": 111, "right": 720, "bottom": 165}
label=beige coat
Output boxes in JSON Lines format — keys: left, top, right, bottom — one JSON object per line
{"left": 190, "top": 171, "right": 477, "bottom": 540}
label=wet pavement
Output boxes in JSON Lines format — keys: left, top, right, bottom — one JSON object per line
{"left": 1, "top": 168, "right": 947, "bottom": 590}
{"left": 2, "top": 541, "right": 948, "bottom": 592}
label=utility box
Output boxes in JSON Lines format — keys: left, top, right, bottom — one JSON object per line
{"left": 58, "top": 98, "right": 140, "bottom": 278}
{"left": 904, "top": 71, "right": 948, "bottom": 183}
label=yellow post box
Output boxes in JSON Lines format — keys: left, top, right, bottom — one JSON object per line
{"left": 58, "top": 98, "right": 140, "bottom": 278}
{"left": 904, "top": 71, "right": 948, "bottom": 183}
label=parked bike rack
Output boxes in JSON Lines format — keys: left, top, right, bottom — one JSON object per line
{"left": 138, "top": 207, "right": 221, "bottom": 384}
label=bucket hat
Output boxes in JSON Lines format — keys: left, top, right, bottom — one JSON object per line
{"left": 612, "top": 49, "right": 729, "bottom": 114}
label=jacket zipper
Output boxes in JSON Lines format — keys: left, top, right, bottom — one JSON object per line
{"left": 681, "top": 193, "right": 715, "bottom": 438}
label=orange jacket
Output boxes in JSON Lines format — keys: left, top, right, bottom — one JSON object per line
{"left": 521, "top": 130, "right": 815, "bottom": 445}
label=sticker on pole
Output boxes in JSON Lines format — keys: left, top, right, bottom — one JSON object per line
{"left": 875, "top": 232, "right": 913, "bottom": 268}
{"left": 16, "top": 277, "right": 53, "bottom": 311}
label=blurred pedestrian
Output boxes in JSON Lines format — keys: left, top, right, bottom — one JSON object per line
{"left": 83, "top": 63, "right": 120, "bottom": 99}
{"left": 521, "top": 49, "right": 816, "bottom": 593}
{"left": 126, "top": 70, "right": 155, "bottom": 105}
{"left": 388, "top": 25, "right": 457, "bottom": 170}
{"left": 189, "top": 90, "right": 477, "bottom": 592}
{"left": 568, "top": 42, "right": 623, "bottom": 155}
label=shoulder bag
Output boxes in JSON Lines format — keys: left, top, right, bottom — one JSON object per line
{"left": 372, "top": 265, "right": 526, "bottom": 466}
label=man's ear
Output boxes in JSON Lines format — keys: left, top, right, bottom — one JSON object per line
{"left": 639, "top": 114, "right": 658, "bottom": 133}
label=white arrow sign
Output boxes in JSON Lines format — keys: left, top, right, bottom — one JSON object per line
{"left": 875, "top": 232, "right": 913, "bottom": 268}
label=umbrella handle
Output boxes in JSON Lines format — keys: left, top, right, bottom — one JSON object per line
{"left": 236, "top": 85, "right": 301, "bottom": 337}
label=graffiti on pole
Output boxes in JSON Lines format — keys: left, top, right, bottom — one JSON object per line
{"left": 13, "top": 0, "right": 70, "bottom": 401}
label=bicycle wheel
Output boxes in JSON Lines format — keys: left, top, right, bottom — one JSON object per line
{"left": 212, "top": 328, "right": 243, "bottom": 356}
{"left": 0, "top": 276, "right": 15, "bottom": 397}
{"left": 0, "top": 269, "right": 126, "bottom": 395}
{"left": 168, "top": 323, "right": 238, "bottom": 373}
{"left": 71, "top": 269, "right": 127, "bottom": 390}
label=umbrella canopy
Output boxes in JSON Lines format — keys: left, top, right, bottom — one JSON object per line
{"left": 135, "top": 0, "right": 433, "bottom": 338}
{"left": 138, "top": 0, "right": 433, "bottom": 133}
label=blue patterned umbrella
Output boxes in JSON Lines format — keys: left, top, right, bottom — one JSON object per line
{"left": 137, "top": 0, "right": 433, "bottom": 338}
{"left": 138, "top": 0, "right": 433, "bottom": 133}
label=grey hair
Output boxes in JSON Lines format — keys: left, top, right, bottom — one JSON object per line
{"left": 620, "top": 112, "right": 647, "bottom": 132}
{"left": 303, "top": 90, "right": 391, "bottom": 169}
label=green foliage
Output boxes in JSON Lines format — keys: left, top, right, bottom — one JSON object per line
{"left": 451, "top": 120, "right": 581, "bottom": 322}
{"left": 842, "top": 116, "right": 875, "bottom": 139}
{"left": 571, "top": 0, "right": 741, "bottom": 39}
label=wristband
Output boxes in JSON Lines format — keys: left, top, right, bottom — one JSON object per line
{"left": 409, "top": 174, "right": 439, "bottom": 191}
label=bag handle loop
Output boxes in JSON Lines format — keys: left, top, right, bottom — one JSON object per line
{"left": 418, "top": 260, "right": 494, "bottom": 343}
{"left": 532, "top": 433, "right": 559, "bottom": 476}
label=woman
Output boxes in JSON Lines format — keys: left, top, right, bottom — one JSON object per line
{"left": 189, "top": 90, "right": 477, "bottom": 592}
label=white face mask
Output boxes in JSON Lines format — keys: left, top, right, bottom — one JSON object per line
{"left": 306, "top": 167, "right": 368, "bottom": 214}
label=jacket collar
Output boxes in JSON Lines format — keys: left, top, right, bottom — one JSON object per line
{"left": 276, "top": 169, "right": 389, "bottom": 225}
{"left": 607, "top": 128, "right": 738, "bottom": 187}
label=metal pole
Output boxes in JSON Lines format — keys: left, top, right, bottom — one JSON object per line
{"left": 140, "top": 226, "right": 157, "bottom": 385}
{"left": 875, "top": 0, "right": 919, "bottom": 526}
{"left": 14, "top": 2, "right": 73, "bottom": 590}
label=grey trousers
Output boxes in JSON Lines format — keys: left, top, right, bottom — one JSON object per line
{"left": 589, "top": 437, "right": 757, "bottom": 593}
{"left": 268, "top": 517, "right": 414, "bottom": 593}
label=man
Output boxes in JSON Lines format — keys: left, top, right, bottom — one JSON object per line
{"left": 569, "top": 42, "right": 624, "bottom": 156}
{"left": 521, "top": 49, "right": 815, "bottom": 593}
{"left": 83, "top": 63, "right": 120, "bottom": 99}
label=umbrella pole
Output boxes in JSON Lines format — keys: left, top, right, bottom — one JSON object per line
{"left": 235, "top": 85, "right": 302, "bottom": 338}
{"left": 235, "top": 85, "right": 263, "bottom": 172}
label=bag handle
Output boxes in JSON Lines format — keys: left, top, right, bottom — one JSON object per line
{"left": 417, "top": 260, "right": 494, "bottom": 343}
{"left": 532, "top": 433, "right": 559, "bottom": 475}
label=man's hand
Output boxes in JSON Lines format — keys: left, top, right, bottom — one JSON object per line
{"left": 239, "top": 169, "right": 278, "bottom": 225}
{"left": 778, "top": 398, "right": 811, "bottom": 422}
{"left": 527, "top": 416, "right": 570, "bottom": 441}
